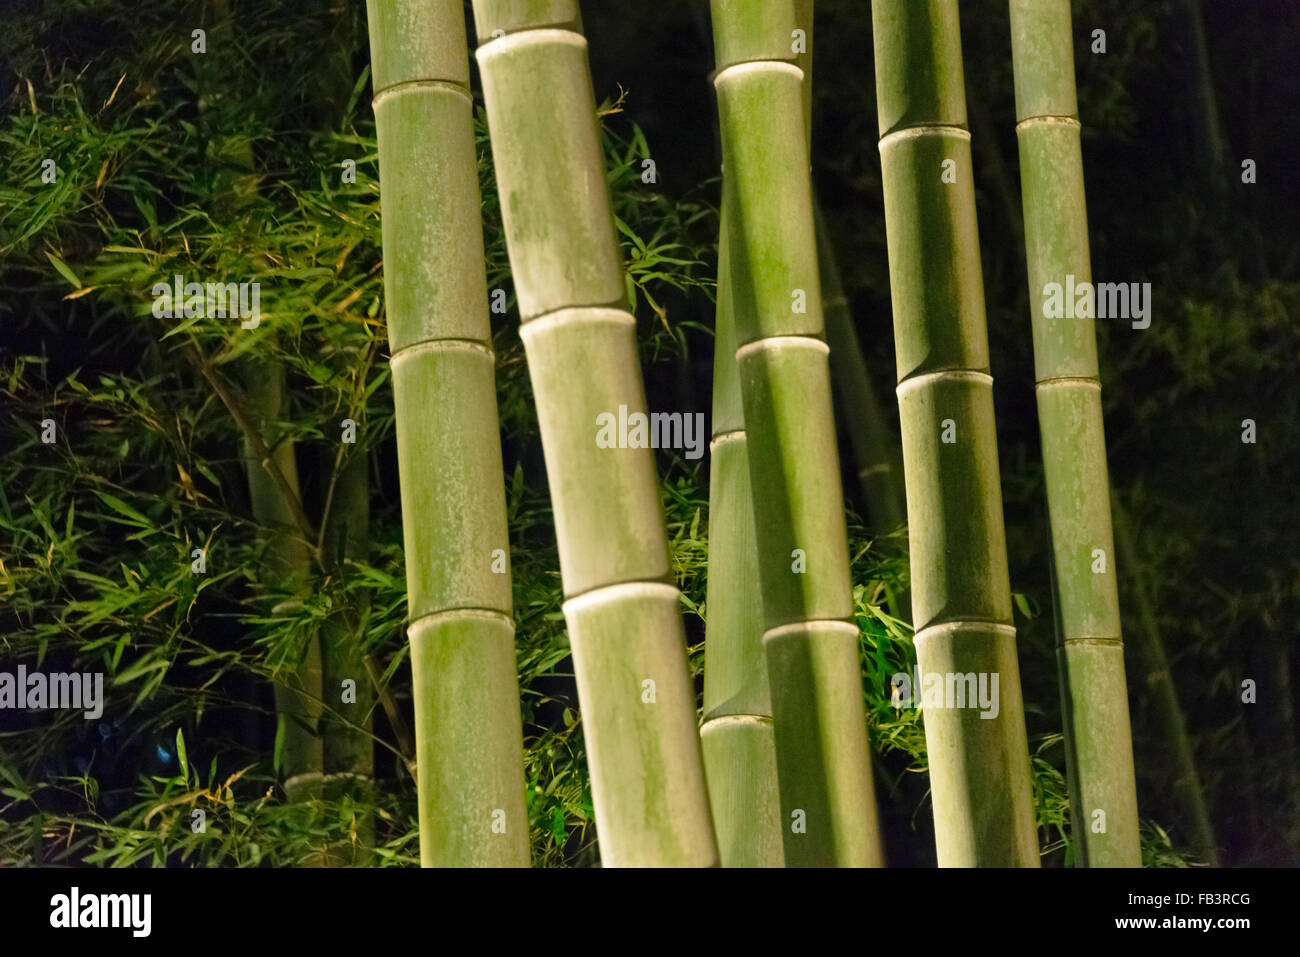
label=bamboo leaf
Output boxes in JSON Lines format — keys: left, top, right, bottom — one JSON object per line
{"left": 45, "top": 251, "right": 82, "bottom": 288}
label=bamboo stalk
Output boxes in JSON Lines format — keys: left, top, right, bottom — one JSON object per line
{"left": 816, "top": 202, "right": 907, "bottom": 536}
{"left": 711, "top": 0, "right": 882, "bottom": 867}
{"left": 319, "top": 449, "right": 376, "bottom": 864}
{"left": 366, "top": 0, "right": 529, "bottom": 867}
{"left": 795, "top": 0, "right": 905, "bottom": 535}
{"left": 241, "top": 361, "right": 323, "bottom": 803}
{"left": 701, "top": 202, "right": 784, "bottom": 867}
{"left": 1112, "top": 498, "right": 1220, "bottom": 865}
{"left": 871, "top": 0, "right": 1038, "bottom": 867}
{"left": 194, "top": 0, "right": 327, "bottom": 809}
{"left": 470, "top": 0, "right": 717, "bottom": 866}
{"left": 1009, "top": 0, "right": 1140, "bottom": 867}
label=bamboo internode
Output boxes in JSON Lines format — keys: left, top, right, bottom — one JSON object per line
{"left": 710, "top": 0, "right": 882, "bottom": 868}
{"left": 367, "top": 0, "right": 528, "bottom": 867}
{"left": 872, "top": 0, "right": 1039, "bottom": 867}
{"left": 473, "top": 2, "right": 718, "bottom": 866}
{"left": 1010, "top": 0, "right": 1141, "bottom": 867}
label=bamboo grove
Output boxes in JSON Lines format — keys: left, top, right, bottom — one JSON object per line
{"left": 364, "top": 0, "right": 1128, "bottom": 867}
{"left": 6, "top": 0, "right": 1288, "bottom": 870}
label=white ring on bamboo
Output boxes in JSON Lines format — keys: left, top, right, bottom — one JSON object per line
{"left": 1015, "top": 114, "right": 1082, "bottom": 133}
{"left": 878, "top": 124, "right": 972, "bottom": 149}
{"left": 518, "top": 306, "right": 635, "bottom": 343}
{"left": 476, "top": 27, "right": 586, "bottom": 60}
{"left": 283, "top": 771, "right": 326, "bottom": 792}
{"left": 1061, "top": 635, "right": 1124, "bottom": 646}
{"left": 713, "top": 60, "right": 804, "bottom": 86}
{"left": 390, "top": 338, "right": 495, "bottom": 365}
{"left": 734, "top": 335, "right": 829, "bottom": 362}
{"left": 701, "top": 713, "right": 773, "bottom": 732}
{"left": 1035, "top": 375, "right": 1101, "bottom": 391}
{"left": 372, "top": 78, "right": 471, "bottom": 108}
{"left": 912, "top": 620, "right": 1018, "bottom": 647}
{"left": 762, "top": 619, "right": 860, "bottom": 643}
{"left": 407, "top": 607, "right": 515, "bottom": 634}
{"left": 710, "top": 429, "right": 747, "bottom": 449}
{"left": 894, "top": 368, "right": 993, "bottom": 397}
{"left": 562, "top": 581, "right": 680, "bottom": 616}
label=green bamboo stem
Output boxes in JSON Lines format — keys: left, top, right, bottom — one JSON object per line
{"left": 319, "top": 449, "right": 376, "bottom": 864}
{"left": 795, "top": 0, "right": 905, "bottom": 535}
{"left": 311, "top": 0, "right": 374, "bottom": 865}
{"left": 816, "top": 202, "right": 907, "bottom": 535}
{"left": 872, "top": 0, "right": 1038, "bottom": 867}
{"left": 241, "top": 362, "right": 323, "bottom": 803}
{"left": 196, "top": 0, "right": 326, "bottom": 811}
{"left": 711, "top": 0, "right": 882, "bottom": 867}
{"left": 470, "top": 0, "right": 716, "bottom": 867}
{"left": 1009, "top": 0, "right": 1140, "bottom": 867}
{"left": 1112, "top": 499, "right": 1220, "bottom": 865}
{"left": 1181, "top": 0, "right": 1228, "bottom": 176}
{"left": 701, "top": 202, "right": 784, "bottom": 868}
{"left": 366, "top": 0, "right": 528, "bottom": 867}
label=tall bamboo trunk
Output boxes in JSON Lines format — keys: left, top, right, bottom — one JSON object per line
{"left": 796, "top": 2, "right": 905, "bottom": 537}
{"left": 319, "top": 450, "right": 376, "bottom": 864}
{"left": 1009, "top": 0, "right": 1140, "bottom": 867}
{"left": 710, "top": 0, "right": 882, "bottom": 867}
{"left": 195, "top": 0, "right": 327, "bottom": 809}
{"left": 816, "top": 202, "right": 907, "bottom": 537}
{"left": 242, "top": 364, "right": 323, "bottom": 803}
{"left": 701, "top": 201, "right": 784, "bottom": 868}
{"left": 1112, "top": 499, "right": 1220, "bottom": 865}
{"left": 871, "top": 0, "right": 1038, "bottom": 867}
{"left": 469, "top": 0, "right": 717, "bottom": 867}
{"left": 366, "top": 0, "right": 529, "bottom": 867}
{"left": 314, "top": 0, "right": 374, "bottom": 866}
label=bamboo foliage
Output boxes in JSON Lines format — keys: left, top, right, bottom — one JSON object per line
{"left": 470, "top": 0, "right": 717, "bottom": 866}
{"left": 710, "top": 0, "right": 882, "bottom": 867}
{"left": 366, "top": 0, "right": 528, "bottom": 867}
{"left": 871, "top": 0, "right": 1038, "bottom": 866}
{"left": 1009, "top": 0, "right": 1140, "bottom": 867}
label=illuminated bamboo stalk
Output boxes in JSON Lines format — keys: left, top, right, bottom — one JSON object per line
{"left": 470, "top": 0, "right": 717, "bottom": 866}
{"left": 711, "top": 0, "right": 882, "bottom": 867}
{"left": 817, "top": 202, "right": 907, "bottom": 535}
{"left": 794, "top": 1, "right": 906, "bottom": 535}
{"left": 1009, "top": 0, "right": 1140, "bottom": 867}
{"left": 366, "top": 0, "right": 528, "bottom": 866}
{"left": 871, "top": 0, "right": 1038, "bottom": 866}
{"left": 701, "top": 201, "right": 784, "bottom": 867}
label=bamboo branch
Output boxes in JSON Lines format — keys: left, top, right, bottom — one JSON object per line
{"left": 180, "top": 341, "right": 317, "bottom": 546}
{"left": 181, "top": 338, "right": 416, "bottom": 777}
{"left": 315, "top": 339, "right": 378, "bottom": 566}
